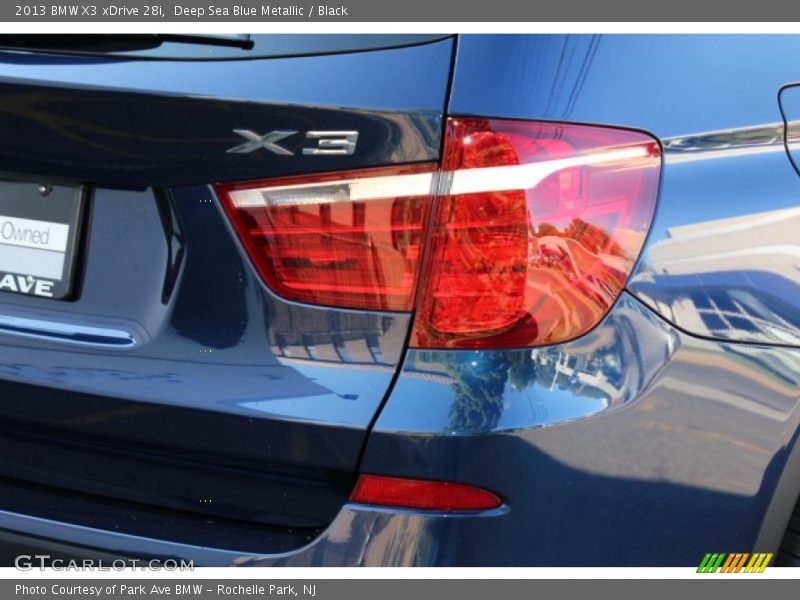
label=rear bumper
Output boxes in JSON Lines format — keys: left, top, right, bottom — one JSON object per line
{"left": 2, "top": 293, "right": 799, "bottom": 566}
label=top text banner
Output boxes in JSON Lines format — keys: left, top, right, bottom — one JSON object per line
{"left": 4, "top": 0, "right": 800, "bottom": 21}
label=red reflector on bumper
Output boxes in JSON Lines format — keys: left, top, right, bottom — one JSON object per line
{"left": 350, "top": 474, "right": 502, "bottom": 511}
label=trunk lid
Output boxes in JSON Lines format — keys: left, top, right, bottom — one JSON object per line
{"left": 0, "top": 36, "right": 453, "bottom": 551}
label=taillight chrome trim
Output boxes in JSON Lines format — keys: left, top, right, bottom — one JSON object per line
{"left": 226, "top": 171, "right": 436, "bottom": 207}
{"left": 449, "top": 145, "right": 653, "bottom": 195}
{"left": 226, "top": 146, "right": 651, "bottom": 209}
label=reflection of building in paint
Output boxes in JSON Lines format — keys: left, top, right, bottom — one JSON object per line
{"left": 635, "top": 207, "right": 800, "bottom": 344}
{"left": 650, "top": 207, "right": 800, "bottom": 279}
{"left": 664, "top": 123, "right": 784, "bottom": 157}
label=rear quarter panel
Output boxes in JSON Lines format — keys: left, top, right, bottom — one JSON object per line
{"left": 358, "top": 34, "right": 800, "bottom": 565}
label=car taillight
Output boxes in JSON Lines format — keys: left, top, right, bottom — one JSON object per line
{"left": 411, "top": 118, "right": 661, "bottom": 349}
{"left": 216, "top": 164, "right": 436, "bottom": 311}
{"left": 215, "top": 119, "right": 660, "bottom": 349}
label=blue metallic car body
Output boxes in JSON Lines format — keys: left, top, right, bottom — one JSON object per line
{"left": 0, "top": 34, "right": 799, "bottom": 566}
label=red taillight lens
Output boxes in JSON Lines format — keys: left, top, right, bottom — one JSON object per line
{"left": 409, "top": 118, "right": 661, "bottom": 349}
{"left": 216, "top": 164, "right": 436, "bottom": 311}
{"left": 215, "top": 119, "right": 659, "bottom": 349}
{"left": 350, "top": 474, "right": 502, "bottom": 511}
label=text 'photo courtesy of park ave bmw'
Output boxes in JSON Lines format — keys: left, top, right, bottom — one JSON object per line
{"left": 0, "top": 33, "right": 798, "bottom": 568}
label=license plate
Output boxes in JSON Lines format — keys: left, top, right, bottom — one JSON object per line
{"left": 0, "top": 181, "right": 85, "bottom": 300}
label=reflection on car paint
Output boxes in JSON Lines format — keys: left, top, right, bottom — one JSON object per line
{"left": 376, "top": 294, "right": 675, "bottom": 435}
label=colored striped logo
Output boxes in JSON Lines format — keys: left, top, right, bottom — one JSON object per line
{"left": 697, "top": 553, "right": 773, "bottom": 573}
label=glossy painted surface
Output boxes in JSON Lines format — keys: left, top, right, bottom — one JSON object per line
{"left": 1, "top": 34, "right": 800, "bottom": 566}
{"left": 451, "top": 35, "right": 800, "bottom": 346}
{"left": 387, "top": 295, "right": 674, "bottom": 436}
{"left": 0, "top": 39, "right": 450, "bottom": 186}
{"left": 2, "top": 293, "right": 799, "bottom": 565}
{"left": 631, "top": 125, "right": 800, "bottom": 346}
{"left": 0, "top": 39, "right": 454, "bottom": 545}
{"left": 354, "top": 294, "right": 800, "bottom": 565}
{"left": 779, "top": 85, "right": 800, "bottom": 176}
{"left": 0, "top": 183, "right": 410, "bottom": 534}
{"left": 0, "top": 34, "right": 450, "bottom": 61}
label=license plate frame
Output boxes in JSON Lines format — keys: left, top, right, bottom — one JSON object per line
{"left": 0, "top": 180, "right": 86, "bottom": 300}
